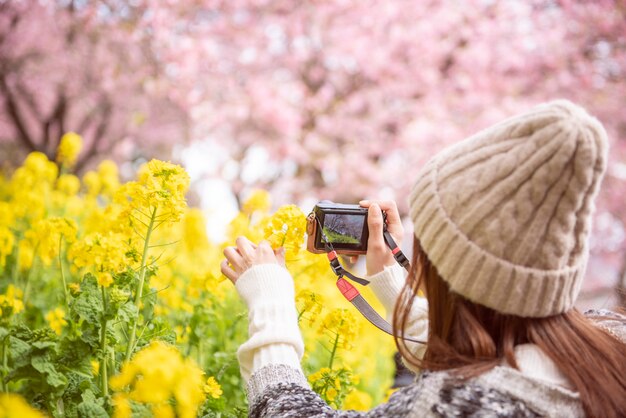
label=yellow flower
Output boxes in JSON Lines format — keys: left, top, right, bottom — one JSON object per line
{"left": 152, "top": 403, "right": 175, "bottom": 418}
{"left": 28, "top": 217, "right": 78, "bottom": 266}
{"left": 326, "top": 387, "right": 338, "bottom": 402}
{"left": 343, "top": 389, "right": 372, "bottom": 411}
{"left": 116, "top": 160, "right": 190, "bottom": 226}
{"left": 382, "top": 387, "right": 398, "bottom": 402}
{"left": 319, "top": 308, "right": 360, "bottom": 350}
{"left": 9, "top": 152, "right": 57, "bottom": 221}
{"left": 0, "top": 285, "right": 25, "bottom": 317}
{"left": 91, "top": 359, "right": 100, "bottom": 376}
{"left": 56, "top": 174, "right": 81, "bottom": 196}
{"left": 98, "top": 160, "right": 120, "bottom": 195}
{"left": 263, "top": 204, "right": 306, "bottom": 257}
{"left": 45, "top": 308, "right": 67, "bottom": 335}
{"left": 56, "top": 132, "right": 83, "bottom": 166}
{"left": 242, "top": 189, "right": 271, "bottom": 215}
{"left": 68, "top": 232, "right": 128, "bottom": 275}
{"left": 204, "top": 376, "right": 223, "bottom": 399}
{"left": 296, "top": 290, "right": 324, "bottom": 325}
{"left": 112, "top": 393, "right": 131, "bottom": 418}
{"left": 83, "top": 171, "right": 101, "bottom": 197}
{"left": 68, "top": 283, "right": 81, "bottom": 294}
{"left": 0, "top": 393, "right": 46, "bottom": 418}
{"left": 21, "top": 152, "right": 58, "bottom": 183}
{"left": 0, "top": 202, "right": 14, "bottom": 229}
{"left": 0, "top": 227, "right": 14, "bottom": 268}
{"left": 182, "top": 209, "right": 210, "bottom": 253}
{"left": 110, "top": 341, "right": 205, "bottom": 417}
{"left": 96, "top": 272, "right": 114, "bottom": 288}
{"left": 17, "top": 239, "right": 34, "bottom": 271}
{"left": 227, "top": 212, "right": 263, "bottom": 243}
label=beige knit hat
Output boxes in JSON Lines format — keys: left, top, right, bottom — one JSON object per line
{"left": 409, "top": 100, "right": 608, "bottom": 317}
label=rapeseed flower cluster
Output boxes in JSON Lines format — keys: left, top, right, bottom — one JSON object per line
{"left": 0, "top": 226, "right": 13, "bottom": 268}
{"left": 117, "top": 159, "right": 190, "bottom": 226}
{"left": 56, "top": 132, "right": 83, "bottom": 167}
{"left": 307, "top": 367, "right": 356, "bottom": 408}
{"left": 263, "top": 204, "right": 307, "bottom": 257}
{"left": 109, "top": 341, "right": 206, "bottom": 418}
{"left": 0, "top": 393, "right": 45, "bottom": 418}
{"left": 83, "top": 160, "right": 120, "bottom": 198}
{"left": 68, "top": 232, "right": 128, "bottom": 278}
{"left": 0, "top": 285, "right": 24, "bottom": 318}
{"left": 242, "top": 189, "right": 271, "bottom": 215}
{"left": 319, "top": 308, "right": 360, "bottom": 350}
{"left": 296, "top": 289, "right": 324, "bottom": 325}
{"left": 0, "top": 138, "right": 398, "bottom": 415}
{"left": 204, "top": 376, "right": 223, "bottom": 399}
{"left": 25, "top": 217, "right": 77, "bottom": 266}
{"left": 45, "top": 307, "right": 67, "bottom": 335}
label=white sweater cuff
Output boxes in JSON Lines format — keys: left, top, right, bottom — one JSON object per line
{"left": 366, "top": 263, "right": 407, "bottom": 314}
{"left": 235, "top": 264, "right": 305, "bottom": 382}
{"left": 235, "top": 264, "right": 295, "bottom": 309}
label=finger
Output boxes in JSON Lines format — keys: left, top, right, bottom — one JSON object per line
{"left": 361, "top": 199, "right": 402, "bottom": 237}
{"left": 236, "top": 236, "right": 256, "bottom": 259}
{"left": 274, "top": 247, "right": 286, "bottom": 266}
{"left": 360, "top": 200, "right": 400, "bottom": 224}
{"left": 223, "top": 246, "right": 246, "bottom": 271}
{"left": 257, "top": 240, "right": 278, "bottom": 263}
{"left": 220, "top": 259, "right": 238, "bottom": 283}
{"left": 367, "top": 203, "right": 386, "bottom": 252}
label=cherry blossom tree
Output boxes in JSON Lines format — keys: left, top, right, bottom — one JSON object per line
{"left": 145, "top": 1, "right": 626, "bottom": 207}
{"left": 159, "top": 0, "right": 625, "bottom": 303}
{"left": 0, "top": 0, "right": 189, "bottom": 172}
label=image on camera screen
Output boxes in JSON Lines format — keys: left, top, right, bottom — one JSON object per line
{"left": 322, "top": 213, "right": 364, "bottom": 245}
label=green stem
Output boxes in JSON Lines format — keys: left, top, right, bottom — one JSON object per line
{"left": 124, "top": 207, "right": 157, "bottom": 362}
{"left": 11, "top": 243, "right": 20, "bottom": 286}
{"left": 0, "top": 337, "right": 7, "bottom": 392}
{"left": 328, "top": 332, "right": 340, "bottom": 370}
{"left": 58, "top": 236, "right": 69, "bottom": 309}
{"left": 22, "top": 245, "right": 38, "bottom": 306}
{"left": 198, "top": 339, "right": 204, "bottom": 368}
{"left": 100, "top": 286, "right": 109, "bottom": 397}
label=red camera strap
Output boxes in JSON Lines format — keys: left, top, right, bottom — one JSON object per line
{"left": 325, "top": 234, "right": 425, "bottom": 345}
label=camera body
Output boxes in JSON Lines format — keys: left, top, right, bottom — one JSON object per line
{"left": 306, "top": 201, "right": 370, "bottom": 255}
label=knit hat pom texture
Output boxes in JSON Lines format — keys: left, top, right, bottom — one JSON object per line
{"left": 409, "top": 100, "right": 608, "bottom": 317}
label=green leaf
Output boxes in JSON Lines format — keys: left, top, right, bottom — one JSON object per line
{"left": 118, "top": 301, "right": 139, "bottom": 324}
{"left": 76, "top": 389, "right": 108, "bottom": 418}
{"left": 9, "top": 335, "right": 32, "bottom": 369}
{"left": 141, "top": 288, "right": 157, "bottom": 323}
{"left": 31, "top": 355, "right": 67, "bottom": 389}
{"left": 77, "top": 401, "right": 108, "bottom": 418}
{"left": 32, "top": 340, "right": 57, "bottom": 349}
{"left": 0, "top": 326, "right": 9, "bottom": 340}
{"left": 71, "top": 274, "right": 103, "bottom": 324}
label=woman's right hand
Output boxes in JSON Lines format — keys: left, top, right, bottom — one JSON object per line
{"left": 356, "top": 200, "right": 404, "bottom": 276}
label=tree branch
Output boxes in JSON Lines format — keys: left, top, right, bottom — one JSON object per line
{"left": 73, "top": 101, "right": 112, "bottom": 172}
{"left": 45, "top": 92, "right": 68, "bottom": 156}
{"left": 0, "top": 73, "right": 38, "bottom": 152}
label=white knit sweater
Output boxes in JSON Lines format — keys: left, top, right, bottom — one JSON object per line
{"left": 234, "top": 262, "right": 572, "bottom": 390}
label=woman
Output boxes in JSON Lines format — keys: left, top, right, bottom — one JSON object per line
{"left": 221, "top": 100, "right": 626, "bottom": 417}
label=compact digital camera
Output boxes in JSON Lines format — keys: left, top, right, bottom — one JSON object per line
{"left": 306, "top": 201, "right": 373, "bottom": 255}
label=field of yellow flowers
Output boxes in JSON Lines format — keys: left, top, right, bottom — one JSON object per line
{"left": 0, "top": 133, "right": 398, "bottom": 417}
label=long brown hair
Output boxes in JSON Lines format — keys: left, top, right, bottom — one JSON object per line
{"left": 393, "top": 237, "right": 626, "bottom": 418}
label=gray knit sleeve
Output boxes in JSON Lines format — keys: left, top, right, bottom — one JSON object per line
{"left": 246, "top": 364, "right": 420, "bottom": 418}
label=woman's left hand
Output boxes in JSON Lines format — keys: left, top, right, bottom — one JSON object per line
{"left": 221, "top": 237, "right": 285, "bottom": 284}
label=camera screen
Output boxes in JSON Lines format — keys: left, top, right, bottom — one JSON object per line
{"left": 322, "top": 213, "right": 365, "bottom": 245}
